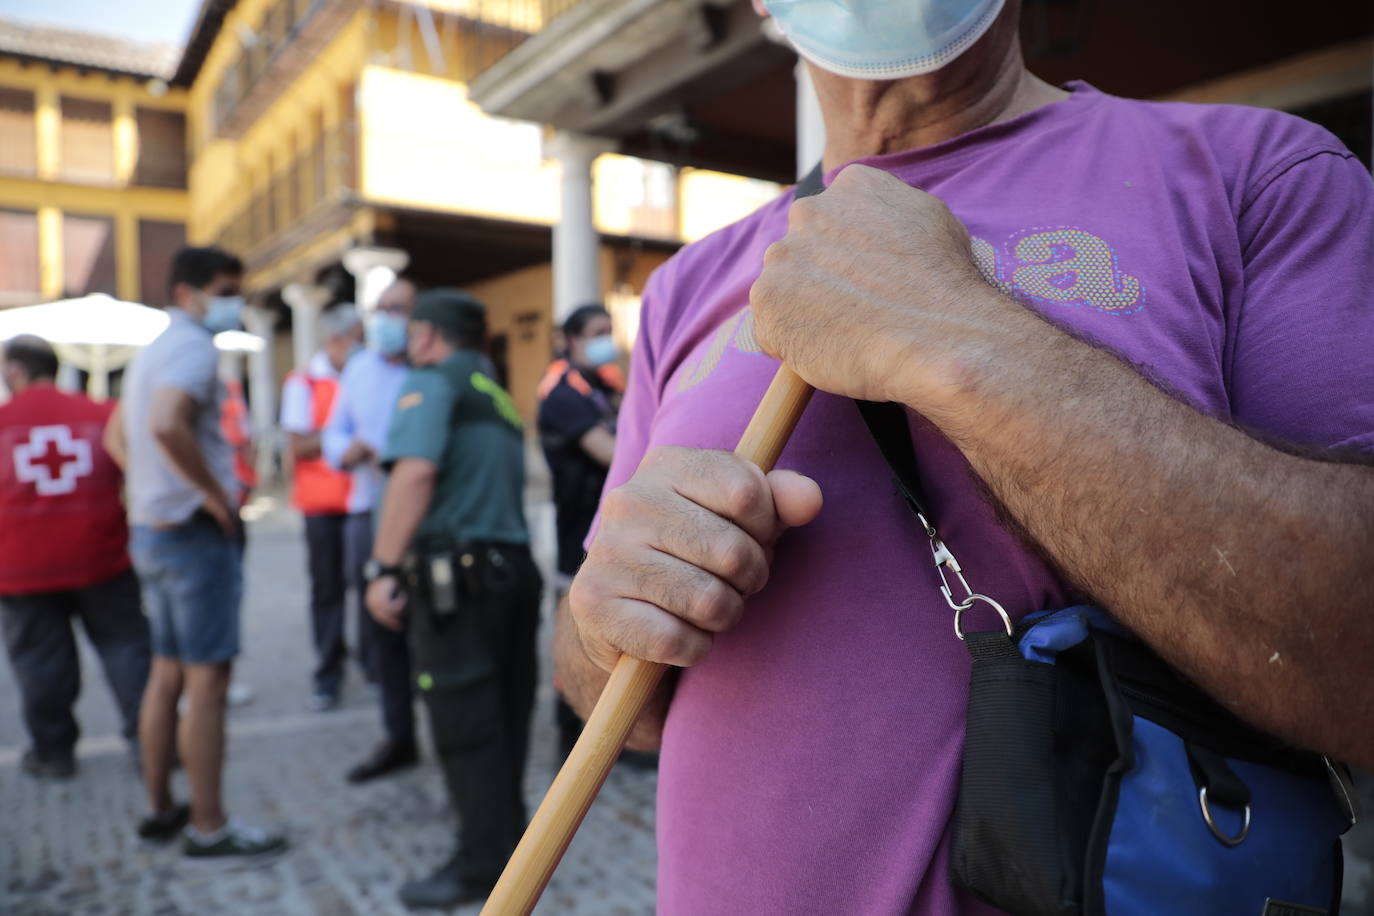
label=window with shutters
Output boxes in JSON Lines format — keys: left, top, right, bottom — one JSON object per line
{"left": 0, "top": 209, "right": 40, "bottom": 306}
{"left": 134, "top": 107, "right": 187, "bottom": 189}
{"left": 62, "top": 213, "right": 117, "bottom": 296}
{"left": 59, "top": 97, "right": 116, "bottom": 185}
{"left": 138, "top": 220, "right": 187, "bottom": 306}
{"left": 0, "top": 89, "right": 36, "bottom": 178}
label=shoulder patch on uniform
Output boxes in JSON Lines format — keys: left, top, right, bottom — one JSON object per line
{"left": 398, "top": 392, "right": 424, "bottom": 410}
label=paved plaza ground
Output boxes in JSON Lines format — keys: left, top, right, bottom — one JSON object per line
{"left": 2, "top": 484, "right": 1371, "bottom": 915}
{"left": 0, "top": 490, "right": 656, "bottom": 916}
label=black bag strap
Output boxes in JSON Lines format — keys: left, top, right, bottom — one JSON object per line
{"left": 795, "top": 162, "right": 825, "bottom": 200}
{"left": 854, "top": 399, "right": 934, "bottom": 529}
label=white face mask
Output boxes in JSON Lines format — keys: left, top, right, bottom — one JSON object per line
{"left": 203, "top": 295, "right": 245, "bottom": 333}
{"left": 764, "top": 0, "right": 1005, "bottom": 80}
{"left": 582, "top": 334, "right": 618, "bottom": 368}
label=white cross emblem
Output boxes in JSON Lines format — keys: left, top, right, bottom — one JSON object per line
{"left": 13, "top": 425, "right": 93, "bottom": 496}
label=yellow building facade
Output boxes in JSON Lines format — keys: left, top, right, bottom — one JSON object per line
{"left": 0, "top": 22, "right": 187, "bottom": 308}
{"left": 0, "top": 4, "right": 783, "bottom": 428}
{"left": 172, "top": 0, "right": 780, "bottom": 421}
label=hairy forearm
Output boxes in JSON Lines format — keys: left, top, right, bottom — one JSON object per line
{"left": 553, "top": 595, "right": 675, "bottom": 751}
{"left": 925, "top": 298, "right": 1374, "bottom": 765}
{"left": 371, "top": 460, "right": 435, "bottom": 564}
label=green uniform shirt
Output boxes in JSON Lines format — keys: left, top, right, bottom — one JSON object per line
{"left": 382, "top": 350, "right": 529, "bottom": 545}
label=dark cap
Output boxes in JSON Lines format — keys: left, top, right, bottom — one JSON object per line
{"left": 412, "top": 288, "right": 487, "bottom": 348}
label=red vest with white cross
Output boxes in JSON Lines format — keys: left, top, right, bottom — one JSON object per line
{"left": 0, "top": 383, "right": 130, "bottom": 594}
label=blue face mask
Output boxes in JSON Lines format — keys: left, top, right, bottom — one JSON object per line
{"left": 202, "top": 295, "right": 245, "bottom": 333}
{"left": 582, "top": 334, "right": 618, "bottom": 368}
{"left": 764, "top": 0, "right": 1004, "bottom": 80}
{"left": 366, "top": 313, "right": 409, "bottom": 356}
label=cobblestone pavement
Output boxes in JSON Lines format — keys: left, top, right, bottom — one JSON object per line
{"left": 0, "top": 489, "right": 656, "bottom": 916}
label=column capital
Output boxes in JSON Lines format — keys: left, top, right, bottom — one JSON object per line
{"left": 341, "top": 246, "right": 409, "bottom": 281}
{"left": 282, "top": 282, "right": 331, "bottom": 313}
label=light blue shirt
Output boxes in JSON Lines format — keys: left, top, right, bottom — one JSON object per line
{"left": 122, "top": 309, "right": 237, "bottom": 527}
{"left": 322, "top": 347, "right": 409, "bottom": 513}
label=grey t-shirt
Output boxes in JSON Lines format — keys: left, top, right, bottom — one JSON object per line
{"left": 121, "top": 308, "right": 237, "bottom": 527}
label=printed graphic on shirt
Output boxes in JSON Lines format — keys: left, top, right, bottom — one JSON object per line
{"left": 678, "top": 225, "right": 1145, "bottom": 391}
{"left": 13, "top": 425, "right": 93, "bottom": 496}
{"left": 972, "top": 227, "right": 1145, "bottom": 316}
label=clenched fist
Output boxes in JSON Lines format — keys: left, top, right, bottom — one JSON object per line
{"left": 750, "top": 163, "right": 1017, "bottom": 416}
{"left": 568, "top": 446, "right": 823, "bottom": 673}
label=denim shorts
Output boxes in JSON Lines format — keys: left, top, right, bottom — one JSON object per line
{"left": 129, "top": 513, "right": 243, "bottom": 664}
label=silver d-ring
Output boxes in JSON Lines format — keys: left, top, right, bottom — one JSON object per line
{"left": 953, "top": 594, "right": 1015, "bottom": 641}
{"left": 1198, "top": 786, "right": 1251, "bottom": 846}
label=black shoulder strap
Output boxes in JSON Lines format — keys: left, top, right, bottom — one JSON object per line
{"left": 790, "top": 162, "right": 933, "bottom": 526}
{"left": 795, "top": 162, "right": 824, "bottom": 200}
{"left": 855, "top": 400, "right": 932, "bottom": 525}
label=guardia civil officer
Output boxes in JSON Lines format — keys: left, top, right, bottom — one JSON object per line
{"left": 363, "top": 289, "right": 541, "bottom": 910}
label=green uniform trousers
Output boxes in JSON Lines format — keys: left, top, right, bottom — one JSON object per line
{"left": 409, "top": 542, "right": 542, "bottom": 883}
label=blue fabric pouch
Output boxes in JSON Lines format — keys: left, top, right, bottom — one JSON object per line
{"left": 947, "top": 605, "right": 1356, "bottom": 916}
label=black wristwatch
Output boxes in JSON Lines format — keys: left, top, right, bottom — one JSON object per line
{"left": 363, "top": 558, "right": 404, "bottom": 584}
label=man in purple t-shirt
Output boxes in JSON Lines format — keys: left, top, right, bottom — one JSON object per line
{"left": 554, "top": 2, "right": 1374, "bottom": 913}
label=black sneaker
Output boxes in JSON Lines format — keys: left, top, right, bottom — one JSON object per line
{"left": 346, "top": 740, "right": 418, "bottom": 784}
{"left": 21, "top": 748, "right": 75, "bottom": 780}
{"left": 399, "top": 857, "right": 495, "bottom": 909}
{"left": 183, "top": 819, "right": 288, "bottom": 862}
{"left": 137, "top": 803, "right": 191, "bottom": 843}
{"left": 307, "top": 691, "right": 339, "bottom": 712}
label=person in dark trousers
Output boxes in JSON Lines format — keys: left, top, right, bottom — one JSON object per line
{"left": 107, "top": 246, "right": 286, "bottom": 860}
{"left": 535, "top": 305, "right": 623, "bottom": 757}
{"left": 365, "top": 289, "right": 541, "bottom": 909}
{"left": 0, "top": 335, "right": 151, "bottom": 780}
{"left": 324, "top": 277, "right": 421, "bottom": 783}
{"left": 280, "top": 304, "right": 367, "bottom": 711}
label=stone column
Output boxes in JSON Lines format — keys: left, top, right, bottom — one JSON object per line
{"left": 795, "top": 60, "right": 827, "bottom": 178}
{"left": 282, "top": 282, "right": 330, "bottom": 374}
{"left": 342, "top": 246, "right": 410, "bottom": 314}
{"left": 242, "top": 305, "right": 279, "bottom": 484}
{"left": 548, "top": 131, "right": 613, "bottom": 324}
{"left": 56, "top": 363, "right": 81, "bottom": 393}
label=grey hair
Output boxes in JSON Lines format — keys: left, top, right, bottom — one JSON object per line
{"left": 321, "top": 303, "right": 361, "bottom": 338}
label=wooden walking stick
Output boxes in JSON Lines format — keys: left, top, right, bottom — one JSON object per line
{"left": 481, "top": 365, "right": 815, "bottom": 916}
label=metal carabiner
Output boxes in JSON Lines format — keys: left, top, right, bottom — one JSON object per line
{"left": 929, "top": 536, "right": 1013, "bottom": 640}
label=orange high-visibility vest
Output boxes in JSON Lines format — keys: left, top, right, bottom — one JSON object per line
{"left": 289, "top": 372, "right": 353, "bottom": 515}
{"left": 537, "top": 358, "right": 625, "bottom": 403}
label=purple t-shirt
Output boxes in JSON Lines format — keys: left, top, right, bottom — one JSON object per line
{"left": 592, "top": 82, "right": 1374, "bottom": 914}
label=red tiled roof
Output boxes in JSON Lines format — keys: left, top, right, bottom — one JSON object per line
{"left": 0, "top": 17, "right": 180, "bottom": 80}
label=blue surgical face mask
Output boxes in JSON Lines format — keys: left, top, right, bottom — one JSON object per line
{"left": 203, "top": 295, "right": 245, "bottom": 333}
{"left": 366, "top": 312, "right": 409, "bottom": 356}
{"left": 764, "top": 0, "right": 1005, "bottom": 80}
{"left": 582, "top": 334, "right": 618, "bottom": 368}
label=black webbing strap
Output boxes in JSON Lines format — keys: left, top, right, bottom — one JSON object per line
{"left": 795, "top": 161, "right": 824, "bottom": 200}
{"left": 791, "top": 163, "right": 936, "bottom": 529}
{"left": 854, "top": 400, "right": 933, "bottom": 527}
